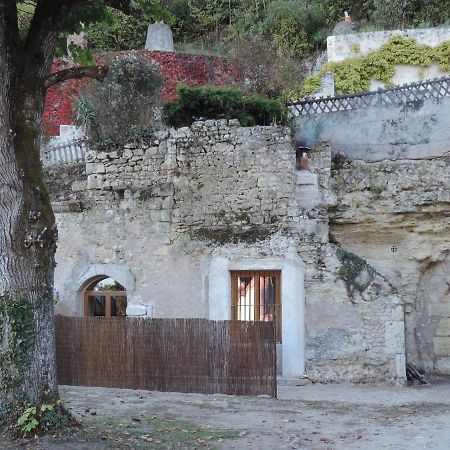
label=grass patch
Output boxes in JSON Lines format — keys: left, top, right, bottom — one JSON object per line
{"left": 80, "top": 415, "right": 240, "bottom": 449}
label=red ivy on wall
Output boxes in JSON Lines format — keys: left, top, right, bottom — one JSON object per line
{"left": 43, "top": 50, "right": 238, "bottom": 136}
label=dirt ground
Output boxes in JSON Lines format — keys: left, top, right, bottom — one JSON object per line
{"left": 4, "top": 380, "right": 450, "bottom": 449}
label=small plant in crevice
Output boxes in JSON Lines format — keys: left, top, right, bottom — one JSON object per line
{"left": 331, "top": 152, "right": 351, "bottom": 169}
{"left": 336, "top": 248, "right": 374, "bottom": 299}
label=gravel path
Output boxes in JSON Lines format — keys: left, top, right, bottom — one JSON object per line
{"left": 0, "top": 383, "right": 450, "bottom": 450}
{"left": 52, "top": 381, "right": 450, "bottom": 449}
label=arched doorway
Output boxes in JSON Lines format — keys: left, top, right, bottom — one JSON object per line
{"left": 83, "top": 276, "right": 127, "bottom": 317}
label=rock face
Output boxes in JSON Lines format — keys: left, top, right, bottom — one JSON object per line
{"left": 330, "top": 154, "right": 450, "bottom": 373}
{"left": 45, "top": 120, "right": 405, "bottom": 383}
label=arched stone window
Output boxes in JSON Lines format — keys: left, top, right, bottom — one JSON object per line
{"left": 83, "top": 276, "right": 127, "bottom": 317}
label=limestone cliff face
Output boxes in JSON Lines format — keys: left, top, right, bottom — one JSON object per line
{"left": 330, "top": 155, "right": 450, "bottom": 372}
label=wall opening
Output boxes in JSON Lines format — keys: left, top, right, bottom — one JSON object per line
{"left": 231, "top": 270, "right": 282, "bottom": 342}
{"left": 83, "top": 276, "right": 127, "bottom": 317}
{"left": 209, "top": 254, "right": 305, "bottom": 377}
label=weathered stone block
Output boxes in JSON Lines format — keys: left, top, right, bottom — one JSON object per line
{"left": 434, "top": 337, "right": 450, "bottom": 356}
{"left": 87, "top": 174, "right": 103, "bottom": 189}
{"left": 86, "top": 163, "right": 106, "bottom": 175}
{"left": 436, "top": 318, "right": 450, "bottom": 336}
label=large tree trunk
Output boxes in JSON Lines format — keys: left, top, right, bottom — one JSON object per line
{"left": 0, "top": 2, "right": 58, "bottom": 414}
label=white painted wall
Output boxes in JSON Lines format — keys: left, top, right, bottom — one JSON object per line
{"left": 328, "top": 27, "right": 450, "bottom": 63}
{"left": 326, "top": 27, "right": 450, "bottom": 89}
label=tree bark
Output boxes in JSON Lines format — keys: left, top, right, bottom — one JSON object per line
{"left": 0, "top": 0, "right": 168, "bottom": 419}
{"left": 0, "top": 1, "right": 59, "bottom": 412}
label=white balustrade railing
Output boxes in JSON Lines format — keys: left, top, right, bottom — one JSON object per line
{"left": 41, "top": 138, "right": 88, "bottom": 167}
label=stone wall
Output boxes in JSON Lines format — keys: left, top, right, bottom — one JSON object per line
{"left": 47, "top": 120, "right": 405, "bottom": 383}
{"left": 330, "top": 154, "right": 450, "bottom": 373}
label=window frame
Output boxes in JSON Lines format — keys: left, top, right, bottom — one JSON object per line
{"left": 230, "top": 270, "right": 282, "bottom": 342}
{"left": 83, "top": 290, "right": 127, "bottom": 318}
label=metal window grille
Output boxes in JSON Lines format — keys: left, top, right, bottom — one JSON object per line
{"left": 83, "top": 291, "right": 127, "bottom": 317}
{"left": 231, "top": 271, "right": 282, "bottom": 342}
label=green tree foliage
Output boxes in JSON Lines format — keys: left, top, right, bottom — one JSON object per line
{"left": 372, "top": 0, "right": 450, "bottom": 28}
{"left": 48, "top": 0, "right": 450, "bottom": 57}
{"left": 17, "top": 1, "right": 174, "bottom": 56}
{"left": 162, "top": 0, "right": 198, "bottom": 42}
{"left": 262, "top": 1, "right": 327, "bottom": 58}
{"left": 161, "top": 0, "right": 450, "bottom": 50}
{"left": 84, "top": 7, "right": 148, "bottom": 52}
{"left": 319, "top": 0, "right": 374, "bottom": 24}
{"left": 188, "top": 0, "right": 230, "bottom": 40}
{"left": 162, "top": 85, "right": 288, "bottom": 127}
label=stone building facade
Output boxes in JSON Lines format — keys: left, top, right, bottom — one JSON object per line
{"left": 47, "top": 120, "right": 405, "bottom": 383}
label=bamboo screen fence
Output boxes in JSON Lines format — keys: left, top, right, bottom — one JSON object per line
{"left": 55, "top": 317, "right": 277, "bottom": 397}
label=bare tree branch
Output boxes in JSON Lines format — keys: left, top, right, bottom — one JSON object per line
{"left": 103, "top": 0, "right": 145, "bottom": 18}
{"left": 45, "top": 64, "right": 109, "bottom": 88}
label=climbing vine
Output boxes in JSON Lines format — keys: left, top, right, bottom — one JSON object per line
{"left": 336, "top": 248, "right": 374, "bottom": 298}
{"left": 302, "top": 36, "right": 450, "bottom": 96}
{"left": 0, "top": 296, "right": 36, "bottom": 420}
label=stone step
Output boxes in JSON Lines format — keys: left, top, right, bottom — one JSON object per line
{"left": 277, "top": 376, "right": 311, "bottom": 386}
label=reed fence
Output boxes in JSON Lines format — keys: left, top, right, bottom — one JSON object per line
{"left": 55, "top": 316, "right": 277, "bottom": 397}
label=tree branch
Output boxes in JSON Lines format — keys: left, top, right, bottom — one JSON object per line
{"left": 45, "top": 64, "right": 109, "bottom": 88}
{"left": 24, "top": 0, "right": 71, "bottom": 78}
{"left": 0, "top": 0, "right": 20, "bottom": 53}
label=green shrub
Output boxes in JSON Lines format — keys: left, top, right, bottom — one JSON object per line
{"left": 162, "top": 85, "right": 288, "bottom": 128}
{"left": 16, "top": 402, "right": 70, "bottom": 437}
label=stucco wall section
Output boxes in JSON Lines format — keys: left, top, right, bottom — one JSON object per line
{"left": 294, "top": 95, "right": 450, "bottom": 161}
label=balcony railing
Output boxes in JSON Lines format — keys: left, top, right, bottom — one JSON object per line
{"left": 41, "top": 138, "right": 88, "bottom": 167}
